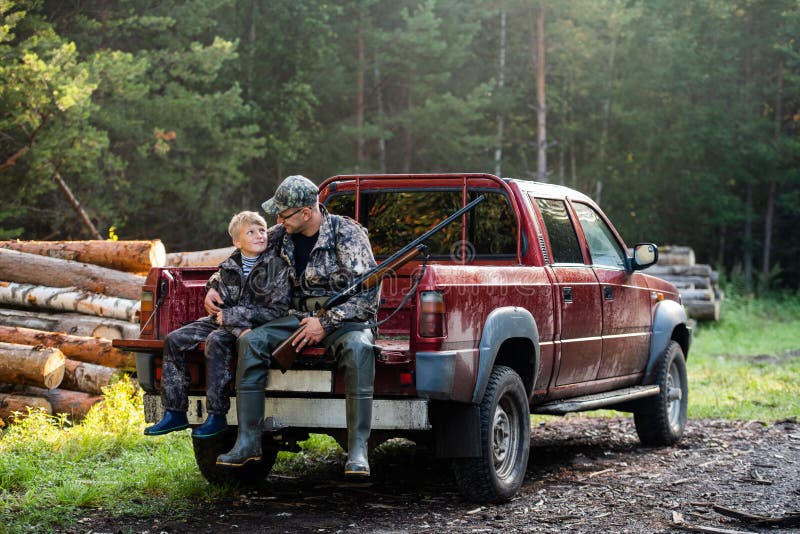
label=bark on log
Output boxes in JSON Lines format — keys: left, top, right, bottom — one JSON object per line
{"left": 0, "top": 282, "right": 140, "bottom": 322}
{"left": 0, "top": 393, "right": 52, "bottom": 420}
{"left": 62, "top": 359, "right": 118, "bottom": 395}
{"left": 0, "top": 325, "right": 136, "bottom": 370}
{"left": 0, "top": 342, "right": 65, "bottom": 389}
{"left": 166, "top": 246, "right": 235, "bottom": 267}
{"left": 679, "top": 289, "right": 715, "bottom": 302}
{"left": 0, "top": 240, "right": 166, "bottom": 273}
{"left": 655, "top": 275, "right": 711, "bottom": 289}
{"left": 0, "top": 248, "right": 145, "bottom": 300}
{"left": 0, "top": 308, "right": 139, "bottom": 339}
{"left": 684, "top": 300, "right": 720, "bottom": 321}
{"left": 645, "top": 264, "right": 713, "bottom": 277}
{"left": 656, "top": 246, "right": 696, "bottom": 266}
{"left": 22, "top": 386, "right": 102, "bottom": 420}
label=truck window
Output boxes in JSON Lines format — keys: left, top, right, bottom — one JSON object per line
{"left": 534, "top": 198, "right": 583, "bottom": 264}
{"left": 325, "top": 190, "right": 516, "bottom": 258}
{"left": 572, "top": 202, "right": 626, "bottom": 269}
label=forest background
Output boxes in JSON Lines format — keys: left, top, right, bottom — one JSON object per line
{"left": 2, "top": 0, "right": 799, "bottom": 292}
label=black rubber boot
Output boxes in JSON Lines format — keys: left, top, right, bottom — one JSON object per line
{"left": 216, "top": 391, "right": 264, "bottom": 467}
{"left": 344, "top": 396, "right": 372, "bottom": 477}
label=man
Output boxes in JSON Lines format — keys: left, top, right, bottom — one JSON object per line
{"left": 210, "top": 175, "right": 380, "bottom": 477}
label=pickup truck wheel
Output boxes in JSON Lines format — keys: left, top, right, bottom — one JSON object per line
{"left": 634, "top": 341, "right": 688, "bottom": 446}
{"left": 452, "top": 365, "right": 530, "bottom": 503}
{"left": 192, "top": 427, "right": 277, "bottom": 486}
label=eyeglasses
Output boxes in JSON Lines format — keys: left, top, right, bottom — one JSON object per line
{"left": 277, "top": 207, "right": 305, "bottom": 221}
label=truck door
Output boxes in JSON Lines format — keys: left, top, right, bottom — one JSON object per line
{"left": 532, "top": 197, "right": 603, "bottom": 387}
{"left": 571, "top": 202, "right": 652, "bottom": 379}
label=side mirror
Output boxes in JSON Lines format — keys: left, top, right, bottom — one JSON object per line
{"left": 631, "top": 243, "right": 658, "bottom": 270}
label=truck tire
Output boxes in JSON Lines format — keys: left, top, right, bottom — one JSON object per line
{"left": 192, "top": 427, "right": 277, "bottom": 486}
{"left": 452, "top": 365, "right": 530, "bottom": 503}
{"left": 634, "top": 340, "right": 688, "bottom": 446}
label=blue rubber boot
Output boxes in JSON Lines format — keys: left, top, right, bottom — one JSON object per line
{"left": 192, "top": 414, "right": 228, "bottom": 439}
{"left": 144, "top": 410, "right": 189, "bottom": 436}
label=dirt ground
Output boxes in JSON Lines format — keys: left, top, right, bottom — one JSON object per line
{"left": 66, "top": 416, "right": 799, "bottom": 534}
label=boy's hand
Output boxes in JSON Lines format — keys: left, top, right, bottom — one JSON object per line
{"left": 205, "top": 288, "right": 223, "bottom": 314}
{"left": 293, "top": 317, "right": 325, "bottom": 348}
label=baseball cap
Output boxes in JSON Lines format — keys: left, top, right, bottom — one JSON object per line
{"left": 261, "top": 175, "right": 319, "bottom": 215}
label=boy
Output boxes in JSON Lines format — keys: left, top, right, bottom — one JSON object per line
{"left": 144, "top": 211, "right": 291, "bottom": 438}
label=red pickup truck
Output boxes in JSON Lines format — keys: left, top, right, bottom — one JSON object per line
{"left": 115, "top": 173, "right": 691, "bottom": 503}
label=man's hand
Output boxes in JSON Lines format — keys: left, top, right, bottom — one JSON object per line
{"left": 204, "top": 288, "right": 224, "bottom": 314}
{"left": 292, "top": 316, "right": 325, "bottom": 349}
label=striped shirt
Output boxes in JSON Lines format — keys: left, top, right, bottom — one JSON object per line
{"left": 241, "top": 254, "right": 258, "bottom": 278}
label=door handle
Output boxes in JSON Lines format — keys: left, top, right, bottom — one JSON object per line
{"left": 563, "top": 286, "right": 573, "bottom": 303}
{"left": 604, "top": 285, "right": 613, "bottom": 301}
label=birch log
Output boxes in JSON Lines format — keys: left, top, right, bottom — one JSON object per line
{"left": 0, "top": 325, "right": 136, "bottom": 370}
{"left": 0, "top": 240, "right": 166, "bottom": 273}
{"left": 0, "top": 282, "right": 140, "bottom": 322}
{"left": 0, "top": 248, "right": 145, "bottom": 300}
{"left": 61, "top": 359, "right": 119, "bottom": 395}
{"left": 0, "top": 393, "right": 52, "bottom": 420}
{"left": 0, "top": 309, "right": 139, "bottom": 339}
{"left": 0, "top": 342, "right": 65, "bottom": 389}
{"left": 655, "top": 246, "right": 696, "bottom": 266}
{"left": 22, "top": 386, "right": 102, "bottom": 420}
{"left": 166, "top": 246, "right": 235, "bottom": 267}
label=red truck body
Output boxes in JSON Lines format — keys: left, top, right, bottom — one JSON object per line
{"left": 116, "top": 174, "right": 691, "bottom": 502}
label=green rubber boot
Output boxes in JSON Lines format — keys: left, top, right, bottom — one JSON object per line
{"left": 344, "top": 396, "right": 372, "bottom": 477}
{"left": 216, "top": 391, "right": 264, "bottom": 467}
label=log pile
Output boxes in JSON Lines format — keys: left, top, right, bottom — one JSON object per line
{"left": 645, "top": 245, "right": 723, "bottom": 321}
{"left": 0, "top": 240, "right": 159, "bottom": 422}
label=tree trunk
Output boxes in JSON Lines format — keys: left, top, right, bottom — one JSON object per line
{"left": 494, "top": 4, "right": 507, "bottom": 177}
{"left": 0, "top": 248, "right": 145, "bottom": 300}
{"left": 374, "top": 59, "right": 387, "bottom": 174}
{"left": 0, "top": 239, "right": 165, "bottom": 273}
{"left": 0, "top": 393, "right": 52, "bottom": 420}
{"left": 0, "top": 282, "right": 140, "bottom": 322}
{"left": 535, "top": 4, "right": 547, "bottom": 181}
{"left": 165, "top": 246, "right": 235, "bottom": 267}
{"left": 61, "top": 359, "right": 119, "bottom": 395}
{"left": 657, "top": 246, "right": 696, "bottom": 266}
{"left": 53, "top": 171, "right": 103, "bottom": 240}
{"left": 402, "top": 74, "right": 414, "bottom": 174}
{"left": 0, "top": 308, "right": 139, "bottom": 339}
{"left": 683, "top": 300, "right": 720, "bottom": 322}
{"left": 22, "top": 386, "right": 103, "bottom": 420}
{"left": 0, "top": 325, "right": 136, "bottom": 370}
{"left": 0, "top": 342, "right": 65, "bottom": 389}
{"left": 355, "top": 18, "right": 366, "bottom": 168}
{"left": 762, "top": 60, "right": 783, "bottom": 285}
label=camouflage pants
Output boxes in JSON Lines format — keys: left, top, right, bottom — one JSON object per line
{"left": 161, "top": 317, "right": 235, "bottom": 415}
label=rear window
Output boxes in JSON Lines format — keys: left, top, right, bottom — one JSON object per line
{"left": 325, "top": 189, "right": 517, "bottom": 259}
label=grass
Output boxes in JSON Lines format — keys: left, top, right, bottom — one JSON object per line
{"left": 1, "top": 293, "right": 798, "bottom": 532}
{"left": 687, "top": 293, "right": 800, "bottom": 420}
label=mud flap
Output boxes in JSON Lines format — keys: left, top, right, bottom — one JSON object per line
{"left": 430, "top": 401, "right": 481, "bottom": 458}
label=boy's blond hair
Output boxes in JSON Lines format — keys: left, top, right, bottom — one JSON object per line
{"left": 228, "top": 211, "right": 267, "bottom": 240}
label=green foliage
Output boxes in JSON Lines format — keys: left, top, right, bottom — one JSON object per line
{"left": 0, "top": 0, "right": 798, "bottom": 288}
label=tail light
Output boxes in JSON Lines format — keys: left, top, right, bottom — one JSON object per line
{"left": 419, "top": 291, "right": 446, "bottom": 338}
{"left": 140, "top": 290, "right": 154, "bottom": 335}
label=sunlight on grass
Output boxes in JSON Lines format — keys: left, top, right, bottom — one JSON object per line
{"left": 0, "top": 378, "right": 211, "bottom": 533}
{"left": 688, "top": 293, "right": 800, "bottom": 420}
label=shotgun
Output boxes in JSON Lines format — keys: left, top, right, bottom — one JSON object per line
{"left": 271, "top": 195, "right": 486, "bottom": 371}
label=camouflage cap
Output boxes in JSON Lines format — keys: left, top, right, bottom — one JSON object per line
{"left": 261, "top": 175, "right": 319, "bottom": 215}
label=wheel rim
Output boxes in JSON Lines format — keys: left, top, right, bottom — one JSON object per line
{"left": 492, "top": 394, "right": 520, "bottom": 480}
{"left": 666, "top": 361, "right": 683, "bottom": 430}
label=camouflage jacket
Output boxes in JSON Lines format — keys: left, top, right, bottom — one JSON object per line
{"left": 273, "top": 205, "right": 380, "bottom": 334}
{"left": 205, "top": 247, "right": 291, "bottom": 337}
